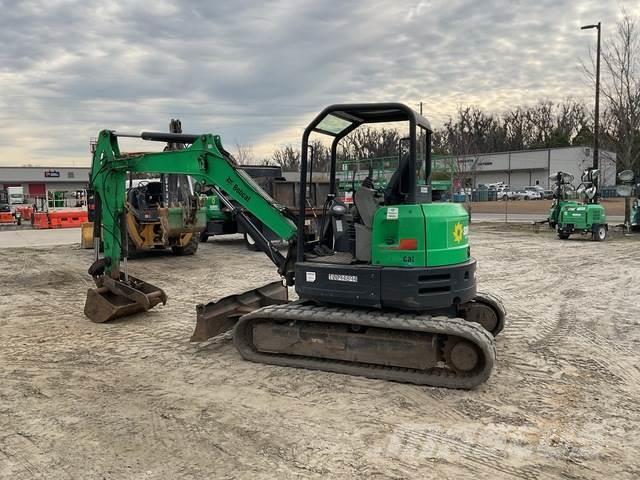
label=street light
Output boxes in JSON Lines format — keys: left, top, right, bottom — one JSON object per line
{"left": 581, "top": 22, "right": 601, "bottom": 188}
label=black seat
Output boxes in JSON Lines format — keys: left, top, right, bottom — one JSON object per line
{"left": 384, "top": 155, "right": 410, "bottom": 205}
{"left": 144, "top": 182, "right": 163, "bottom": 205}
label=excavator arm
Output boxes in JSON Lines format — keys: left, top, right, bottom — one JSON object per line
{"left": 85, "top": 129, "right": 297, "bottom": 323}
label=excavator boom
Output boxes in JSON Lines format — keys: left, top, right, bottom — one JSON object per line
{"left": 86, "top": 130, "right": 297, "bottom": 322}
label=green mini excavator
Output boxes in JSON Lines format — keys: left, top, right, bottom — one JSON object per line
{"left": 84, "top": 103, "right": 506, "bottom": 389}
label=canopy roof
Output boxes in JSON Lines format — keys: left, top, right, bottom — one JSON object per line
{"left": 309, "top": 103, "right": 432, "bottom": 137}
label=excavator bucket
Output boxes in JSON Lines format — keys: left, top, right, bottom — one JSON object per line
{"left": 84, "top": 273, "right": 167, "bottom": 323}
{"left": 191, "top": 281, "right": 288, "bottom": 342}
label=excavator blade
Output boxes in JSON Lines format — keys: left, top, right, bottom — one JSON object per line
{"left": 191, "top": 281, "right": 288, "bottom": 342}
{"left": 84, "top": 274, "right": 167, "bottom": 323}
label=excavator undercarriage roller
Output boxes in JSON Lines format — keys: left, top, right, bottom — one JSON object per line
{"left": 233, "top": 302, "right": 496, "bottom": 389}
{"left": 189, "top": 284, "right": 504, "bottom": 389}
{"left": 459, "top": 291, "right": 507, "bottom": 336}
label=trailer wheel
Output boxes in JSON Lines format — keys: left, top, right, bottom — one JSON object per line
{"left": 244, "top": 232, "right": 259, "bottom": 251}
{"left": 558, "top": 232, "right": 570, "bottom": 240}
{"left": 199, "top": 231, "right": 209, "bottom": 243}
{"left": 592, "top": 225, "right": 607, "bottom": 242}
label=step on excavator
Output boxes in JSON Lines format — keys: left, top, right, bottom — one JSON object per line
{"left": 84, "top": 103, "right": 506, "bottom": 389}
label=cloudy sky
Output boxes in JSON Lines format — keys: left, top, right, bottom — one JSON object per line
{"left": 0, "top": 0, "right": 636, "bottom": 166}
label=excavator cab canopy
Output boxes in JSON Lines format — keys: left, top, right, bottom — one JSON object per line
{"left": 298, "top": 103, "right": 434, "bottom": 260}
{"left": 300, "top": 102, "right": 433, "bottom": 205}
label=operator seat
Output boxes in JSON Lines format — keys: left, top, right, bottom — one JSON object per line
{"left": 384, "top": 155, "right": 410, "bottom": 205}
{"left": 144, "top": 182, "right": 163, "bottom": 206}
{"left": 127, "top": 188, "right": 139, "bottom": 210}
{"left": 354, "top": 183, "right": 378, "bottom": 228}
{"left": 353, "top": 179, "right": 381, "bottom": 262}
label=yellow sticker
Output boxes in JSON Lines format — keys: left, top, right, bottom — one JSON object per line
{"left": 452, "top": 222, "right": 464, "bottom": 243}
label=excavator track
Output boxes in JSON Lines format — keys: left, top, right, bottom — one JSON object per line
{"left": 460, "top": 291, "right": 507, "bottom": 337}
{"left": 234, "top": 302, "right": 496, "bottom": 389}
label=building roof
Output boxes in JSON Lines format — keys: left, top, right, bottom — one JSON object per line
{"left": 0, "top": 166, "right": 91, "bottom": 183}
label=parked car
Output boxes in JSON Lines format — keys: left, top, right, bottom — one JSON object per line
{"left": 515, "top": 189, "right": 542, "bottom": 200}
{"left": 496, "top": 185, "right": 513, "bottom": 200}
{"left": 542, "top": 189, "right": 554, "bottom": 199}
{"left": 523, "top": 186, "right": 547, "bottom": 199}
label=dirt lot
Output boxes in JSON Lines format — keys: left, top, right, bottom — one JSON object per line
{"left": 1, "top": 227, "right": 640, "bottom": 479}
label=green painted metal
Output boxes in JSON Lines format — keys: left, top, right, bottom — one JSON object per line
{"left": 371, "top": 203, "right": 469, "bottom": 268}
{"left": 550, "top": 198, "right": 606, "bottom": 233}
{"left": 90, "top": 130, "right": 297, "bottom": 276}
{"left": 164, "top": 206, "right": 206, "bottom": 235}
{"left": 371, "top": 205, "right": 427, "bottom": 267}
{"left": 203, "top": 194, "right": 227, "bottom": 222}
{"left": 431, "top": 179, "right": 452, "bottom": 191}
{"left": 548, "top": 199, "right": 579, "bottom": 225}
{"left": 559, "top": 203, "right": 606, "bottom": 230}
{"left": 337, "top": 154, "right": 454, "bottom": 197}
{"left": 424, "top": 203, "right": 469, "bottom": 266}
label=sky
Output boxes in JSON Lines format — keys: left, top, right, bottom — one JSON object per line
{"left": 0, "top": 0, "right": 637, "bottom": 167}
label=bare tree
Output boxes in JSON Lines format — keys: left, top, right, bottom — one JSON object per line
{"left": 308, "top": 139, "right": 331, "bottom": 173}
{"left": 502, "top": 107, "right": 527, "bottom": 150}
{"left": 583, "top": 10, "right": 640, "bottom": 172}
{"left": 233, "top": 140, "right": 255, "bottom": 165}
{"left": 271, "top": 145, "right": 301, "bottom": 171}
{"left": 436, "top": 101, "right": 590, "bottom": 155}
{"left": 436, "top": 106, "right": 505, "bottom": 155}
{"left": 344, "top": 127, "right": 401, "bottom": 159}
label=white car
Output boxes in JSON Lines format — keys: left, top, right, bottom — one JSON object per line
{"left": 515, "top": 189, "right": 542, "bottom": 200}
{"left": 523, "top": 186, "right": 545, "bottom": 199}
{"left": 495, "top": 185, "right": 512, "bottom": 200}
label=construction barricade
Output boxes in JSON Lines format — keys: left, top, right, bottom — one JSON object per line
{"left": 16, "top": 206, "right": 33, "bottom": 221}
{"left": 32, "top": 212, "right": 50, "bottom": 229}
{"left": 0, "top": 212, "right": 16, "bottom": 224}
{"left": 48, "top": 210, "right": 88, "bottom": 229}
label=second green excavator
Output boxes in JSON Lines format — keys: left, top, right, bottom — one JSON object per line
{"left": 84, "top": 103, "right": 506, "bottom": 389}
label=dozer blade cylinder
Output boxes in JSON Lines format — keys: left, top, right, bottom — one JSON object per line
{"left": 191, "top": 281, "right": 288, "bottom": 342}
{"left": 84, "top": 274, "right": 167, "bottom": 323}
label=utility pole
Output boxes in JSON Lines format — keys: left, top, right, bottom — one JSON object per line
{"left": 419, "top": 102, "right": 423, "bottom": 115}
{"left": 581, "top": 22, "right": 601, "bottom": 184}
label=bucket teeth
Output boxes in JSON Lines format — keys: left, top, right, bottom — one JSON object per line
{"left": 84, "top": 273, "right": 167, "bottom": 323}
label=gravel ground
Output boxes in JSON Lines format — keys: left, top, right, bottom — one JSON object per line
{"left": 1, "top": 226, "right": 639, "bottom": 479}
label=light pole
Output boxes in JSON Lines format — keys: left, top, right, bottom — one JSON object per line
{"left": 581, "top": 22, "right": 601, "bottom": 179}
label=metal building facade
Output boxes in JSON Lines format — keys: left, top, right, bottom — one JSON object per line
{"left": 436, "top": 146, "right": 616, "bottom": 189}
{"left": 0, "top": 166, "right": 91, "bottom": 205}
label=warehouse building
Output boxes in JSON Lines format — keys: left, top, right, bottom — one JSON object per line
{"left": 0, "top": 166, "right": 91, "bottom": 207}
{"left": 435, "top": 146, "right": 617, "bottom": 189}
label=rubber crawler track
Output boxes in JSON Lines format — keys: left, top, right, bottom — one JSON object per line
{"left": 234, "top": 302, "right": 497, "bottom": 389}
{"left": 471, "top": 291, "right": 508, "bottom": 336}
